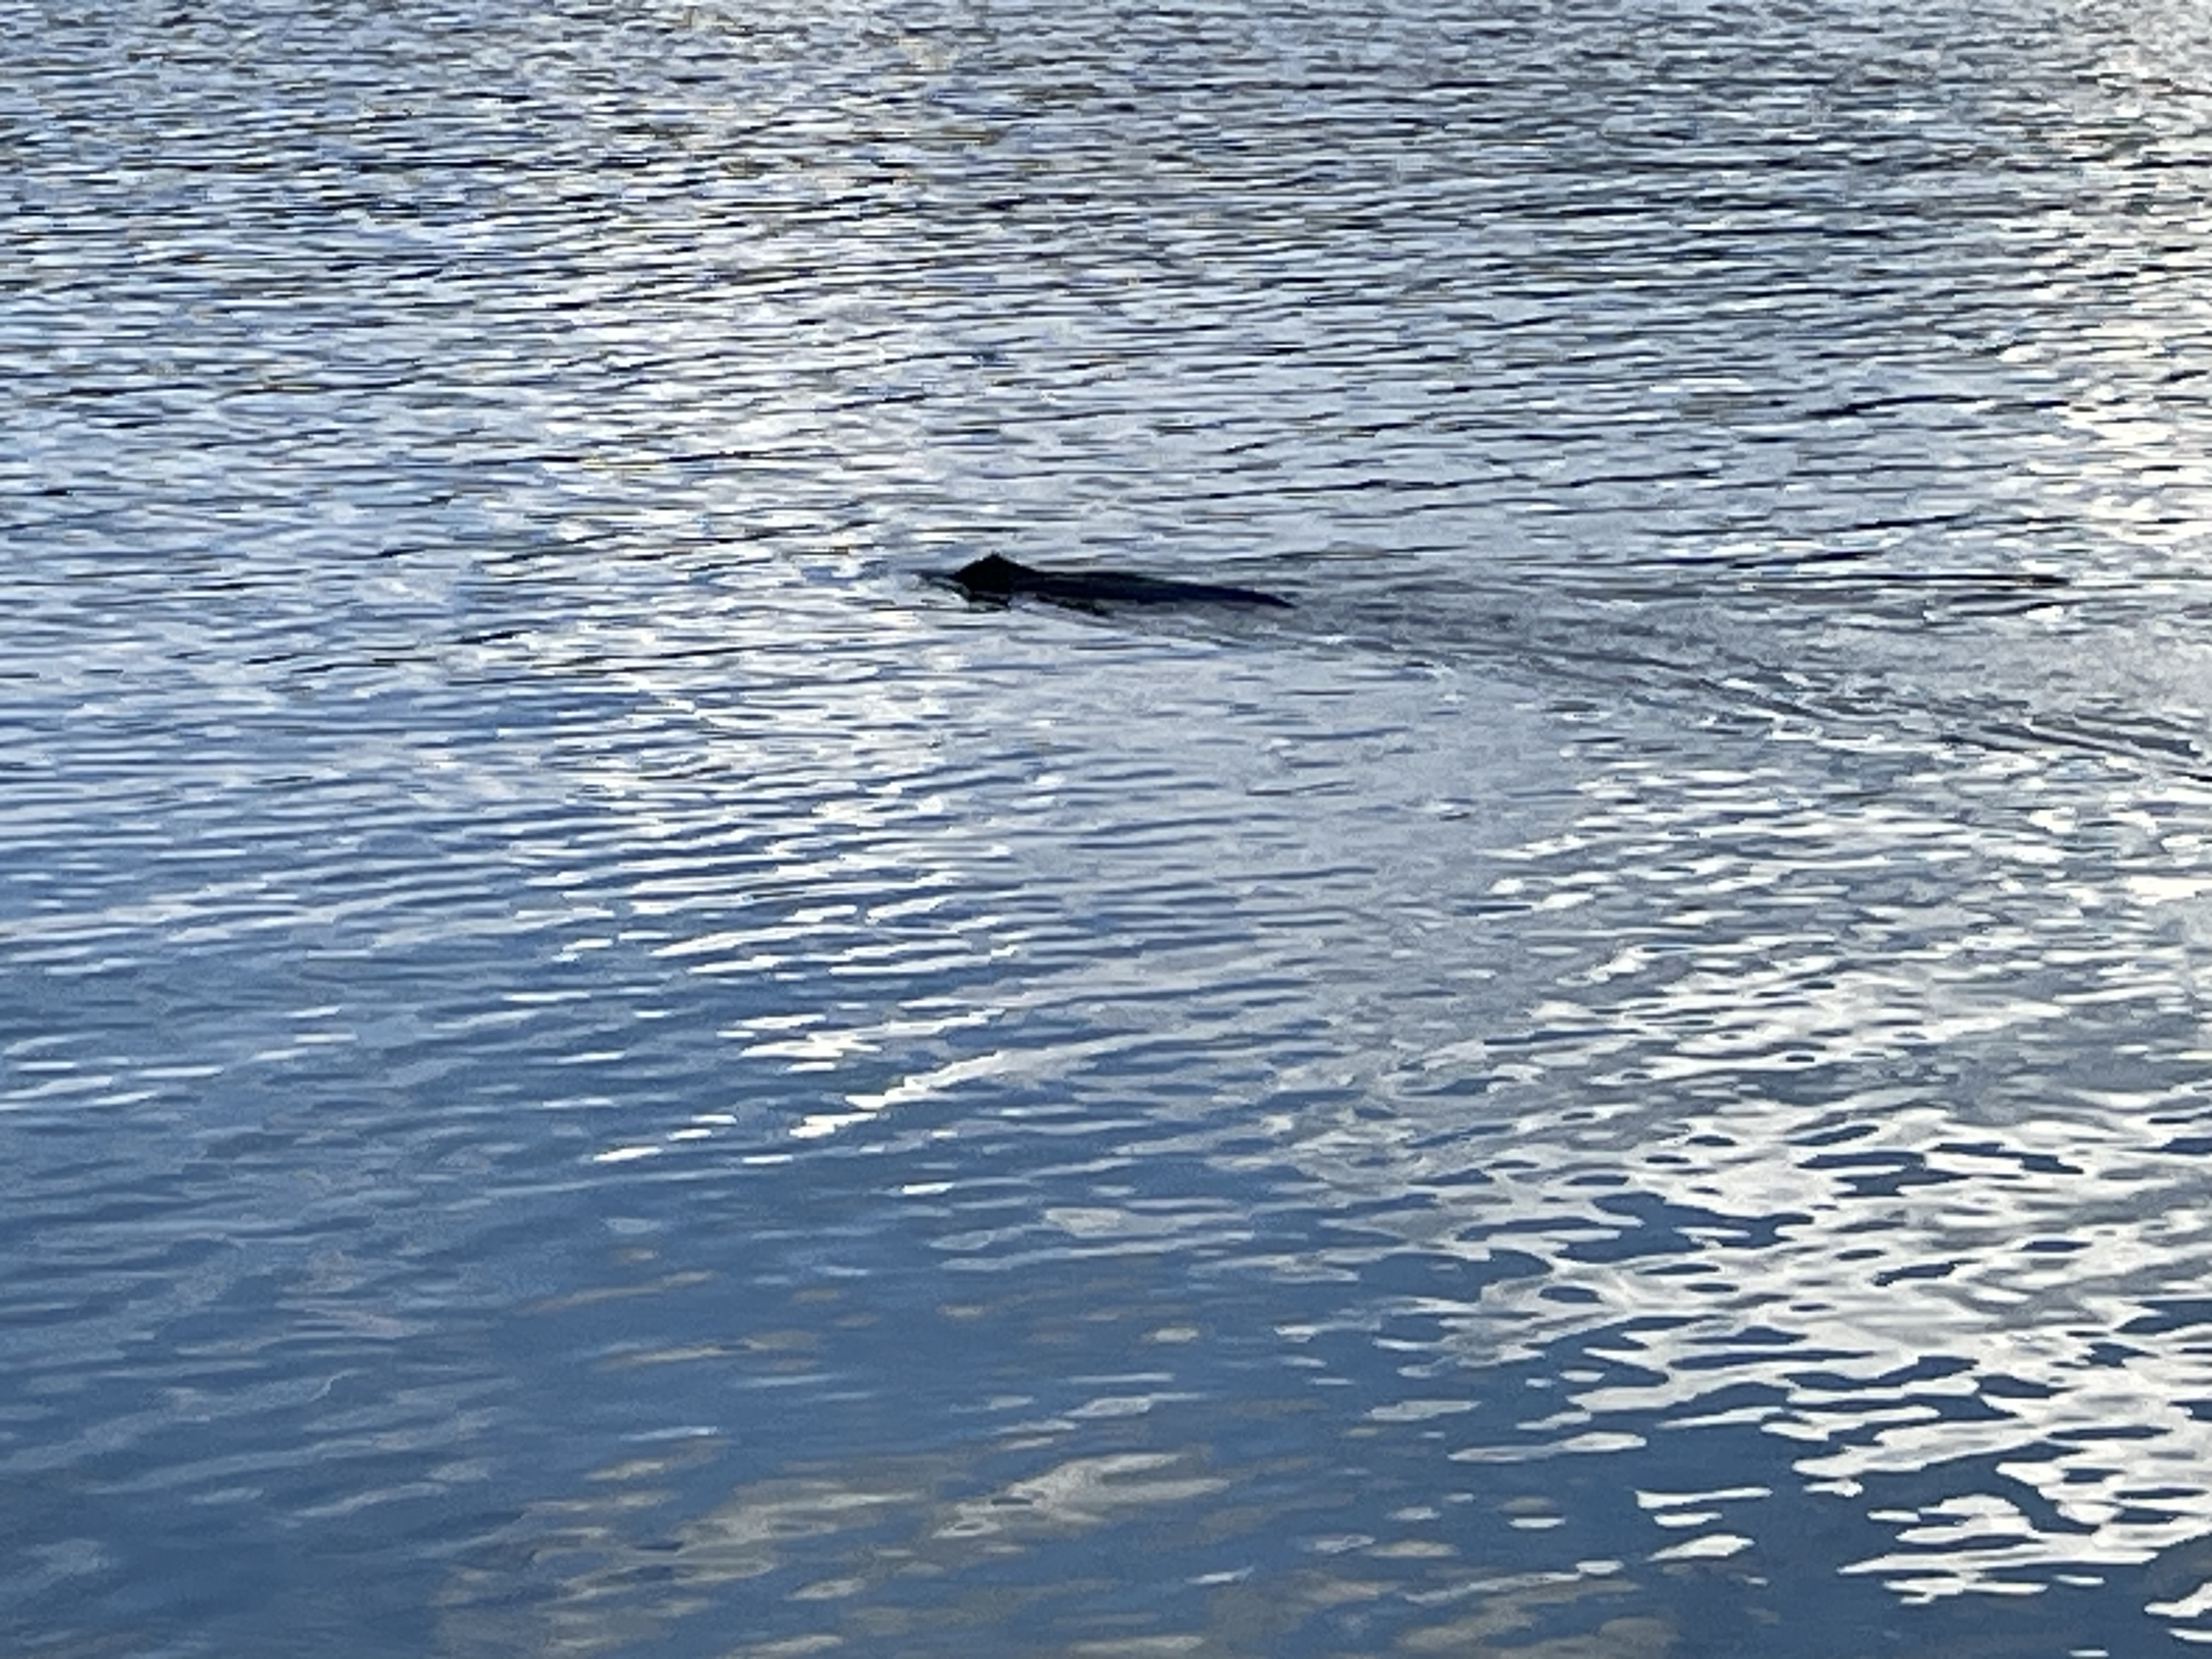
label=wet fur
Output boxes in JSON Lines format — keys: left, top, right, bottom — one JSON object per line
{"left": 943, "top": 553, "right": 1291, "bottom": 612}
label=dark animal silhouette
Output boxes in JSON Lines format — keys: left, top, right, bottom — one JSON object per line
{"left": 943, "top": 554, "right": 1291, "bottom": 612}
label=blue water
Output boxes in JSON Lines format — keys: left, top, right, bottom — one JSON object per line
{"left": 10, "top": 0, "right": 2212, "bottom": 1653}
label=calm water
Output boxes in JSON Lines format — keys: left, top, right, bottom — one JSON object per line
{"left": 10, "top": 0, "right": 2212, "bottom": 1653}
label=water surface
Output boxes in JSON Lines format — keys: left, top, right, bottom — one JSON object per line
{"left": 10, "top": 0, "right": 2212, "bottom": 1654}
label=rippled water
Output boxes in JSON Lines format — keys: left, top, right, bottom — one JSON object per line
{"left": 10, "top": 0, "right": 2212, "bottom": 1652}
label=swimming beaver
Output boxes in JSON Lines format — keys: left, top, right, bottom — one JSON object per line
{"left": 943, "top": 554, "right": 1292, "bottom": 611}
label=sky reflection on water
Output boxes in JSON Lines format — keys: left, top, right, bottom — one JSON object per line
{"left": 10, "top": 0, "right": 2212, "bottom": 1654}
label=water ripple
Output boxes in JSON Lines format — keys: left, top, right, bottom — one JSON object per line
{"left": 12, "top": 0, "right": 2212, "bottom": 1653}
